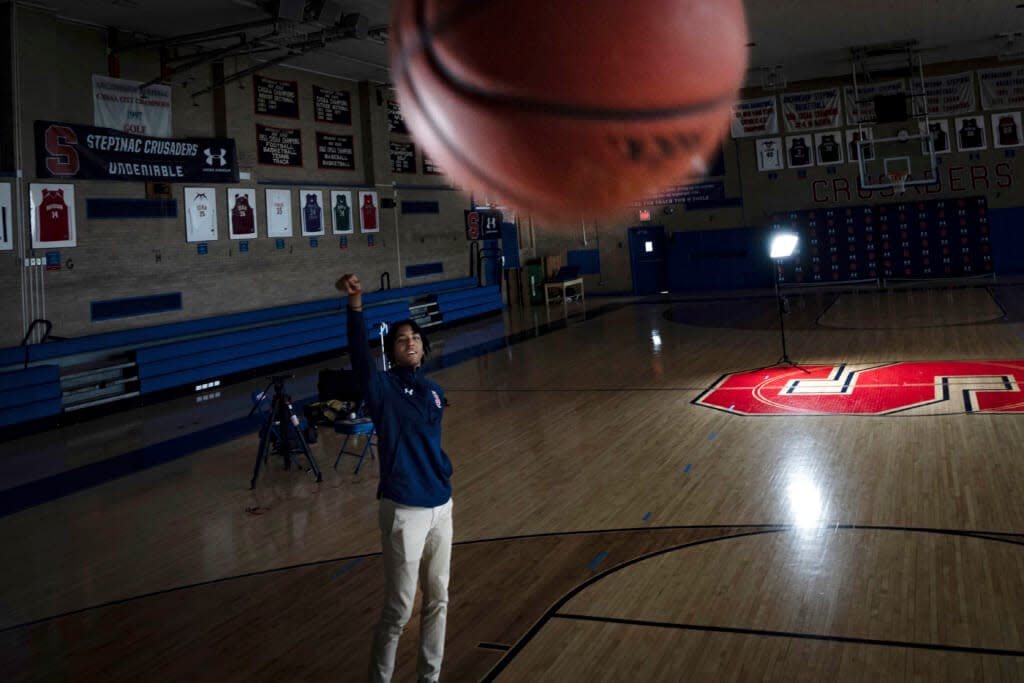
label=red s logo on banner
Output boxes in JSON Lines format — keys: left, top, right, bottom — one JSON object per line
{"left": 45, "top": 125, "right": 80, "bottom": 176}
{"left": 694, "top": 361, "right": 1024, "bottom": 415}
{"left": 466, "top": 211, "right": 481, "bottom": 240}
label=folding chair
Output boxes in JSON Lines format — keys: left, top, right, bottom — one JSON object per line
{"left": 318, "top": 368, "right": 378, "bottom": 474}
{"left": 333, "top": 414, "right": 377, "bottom": 474}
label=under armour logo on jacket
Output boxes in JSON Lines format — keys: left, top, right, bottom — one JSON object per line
{"left": 204, "top": 148, "right": 228, "bottom": 166}
{"left": 404, "top": 388, "right": 414, "bottom": 396}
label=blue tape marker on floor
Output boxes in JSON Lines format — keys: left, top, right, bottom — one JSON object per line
{"left": 331, "top": 558, "right": 362, "bottom": 581}
{"left": 642, "top": 511, "right": 652, "bottom": 522}
{"left": 684, "top": 463, "right": 692, "bottom": 473}
{"left": 708, "top": 431, "right": 717, "bottom": 441}
{"left": 588, "top": 551, "right": 608, "bottom": 570}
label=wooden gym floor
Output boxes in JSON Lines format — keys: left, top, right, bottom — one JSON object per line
{"left": 2, "top": 282, "right": 1024, "bottom": 681}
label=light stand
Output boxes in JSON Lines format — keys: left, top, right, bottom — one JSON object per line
{"left": 773, "top": 260, "right": 797, "bottom": 366}
{"left": 768, "top": 233, "right": 809, "bottom": 372}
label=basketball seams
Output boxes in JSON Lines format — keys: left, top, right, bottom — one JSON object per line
{"left": 407, "top": 0, "right": 741, "bottom": 122}
{"left": 395, "top": 56, "right": 731, "bottom": 215}
{"left": 392, "top": 0, "right": 744, "bottom": 218}
{"left": 394, "top": 48, "right": 541, "bottom": 211}
{"left": 397, "top": 0, "right": 729, "bottom": 213}
{"left": 395, "top": 2, "right": 539, "bottom": 208}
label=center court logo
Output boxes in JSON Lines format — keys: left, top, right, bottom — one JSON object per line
{"left": 693, "top": 360, "right": 1024, "bottom": 415}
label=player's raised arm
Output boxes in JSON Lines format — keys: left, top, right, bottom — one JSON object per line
{"left": 336, "top": 274, "right": 375, "bottom": 391}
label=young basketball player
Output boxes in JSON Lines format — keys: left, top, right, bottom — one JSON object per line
{"left": 334, "top": 273, "right": 453, "bottom": 683}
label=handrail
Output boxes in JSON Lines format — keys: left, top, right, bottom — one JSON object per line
{"left": 21, "top": 319, "right": 53, "bottom": 368}
{"left": 21, "top": 319, "right": 52, "bottom": 347}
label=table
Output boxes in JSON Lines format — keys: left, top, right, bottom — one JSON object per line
{"left": 544, "top": 277, "right": 584, "bottom": 308}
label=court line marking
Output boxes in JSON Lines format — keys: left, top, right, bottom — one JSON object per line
{"left": 480, "top": 526, "right": 1024, "bottom": 681}
{"left": 552, "top": 613, "right": 1024, "bottom": 658}
{"left": 4, "top": 525, "right": 1024, "bottom": 636}
{"left": 330, "top": 558, "right": 362, "bottom": 581}
{"left": 476, "top": 642, "right": 512, "bottom": 651}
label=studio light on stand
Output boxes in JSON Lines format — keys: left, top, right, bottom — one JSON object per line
{"left": 768, "top": 232, "right": 807, "bottom": 371}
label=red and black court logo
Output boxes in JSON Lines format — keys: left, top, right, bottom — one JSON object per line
{"left": 694, "top": 361, "right": 1024, "bottom": 415}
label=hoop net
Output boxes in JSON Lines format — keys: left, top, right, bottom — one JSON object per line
{"left": 888, "top": 171, "right": 908, "bottom": 195}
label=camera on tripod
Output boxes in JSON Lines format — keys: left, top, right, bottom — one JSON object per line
{"left": 249, "top": 373, "right": 323, "bottom": 489}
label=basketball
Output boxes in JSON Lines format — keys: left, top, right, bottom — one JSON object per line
{"left": 390, "top": 0, "right": 749, "bottom": 222}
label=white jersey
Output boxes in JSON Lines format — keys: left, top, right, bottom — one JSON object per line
{"left": 758, "top": 140, "right": 782, "bottom": 170}
{"left": 188, "top": 192, "right": 216, "bottom": 240}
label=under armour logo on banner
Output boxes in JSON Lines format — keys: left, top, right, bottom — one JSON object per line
{"left": 204, "top": 148, "right": 228, "bottom": 166}
{"left": 403, "top": 388, "right": 414, "bottom": 396}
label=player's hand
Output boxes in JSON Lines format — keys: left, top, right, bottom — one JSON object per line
{"left": 335, "top": 274, "right": 363, "bottom": 297}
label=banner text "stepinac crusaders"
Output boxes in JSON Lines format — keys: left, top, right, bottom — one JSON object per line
{"left": 85, "top": 134, "right": 199, "bottom": 157}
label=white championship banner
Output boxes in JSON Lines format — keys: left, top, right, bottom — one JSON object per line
{"left": 910, "top": 71, "right": 976, "bottom": 117}
{"left": 978, "top": 66, "right": 1024, "bottom": 110}
{"left": 730, "top": 96, "right": 779, "bottom": 138}
{"left": 93, "top": 75, "right": 172, "bottom": 138}
{"left": 781, "top": 87, "right": 842, "bottom": 132}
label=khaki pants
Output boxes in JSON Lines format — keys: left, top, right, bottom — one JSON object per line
{"left": 369, "top": 498, "right": 453, "bottom": 683}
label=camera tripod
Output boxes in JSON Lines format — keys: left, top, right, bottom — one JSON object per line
{"left": 250, "top": 374, "right": 323, "bottom": 489}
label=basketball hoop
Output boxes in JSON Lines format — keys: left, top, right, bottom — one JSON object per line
{"left": 888, "top": 171, "right": 908, "bottom": 195}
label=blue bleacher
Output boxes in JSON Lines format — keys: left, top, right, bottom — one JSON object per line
{"left": 0, "top": 366, "right": 62, "bottom": 428}
{"left": 0, "top": 276, "right": 502, "bottom": 429}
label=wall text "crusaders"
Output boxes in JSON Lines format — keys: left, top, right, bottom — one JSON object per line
{"left": 86, "top": 134, "right": 199, "bottom": 157}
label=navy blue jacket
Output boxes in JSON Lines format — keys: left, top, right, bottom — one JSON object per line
{"left": 347, "top": 307, "right": 452, "bottom": 507}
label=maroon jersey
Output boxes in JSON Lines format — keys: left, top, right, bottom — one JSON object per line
{"left": 38, "top": 188, "right": 70, "bottom": 242}
{"left": 998, "top": 116, "right": 1019, "bottom": 146}
{"left": 231, "top": 194, "right": 255, "bottom": 235}
{"left": 361, "top": 195, "right": 377, "bottom": 230}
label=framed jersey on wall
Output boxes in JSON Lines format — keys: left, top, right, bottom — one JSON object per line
{"left": 785, "top": 134, "right": 815, "bottom": 168}
{"left": 300, "top": 189, "right": 325, "bottom": 236}
{"left": 845, "top": 128, "right": 875, "bottom": 163}
{"left": 955, "top": 116, "right": 987, "bottom": 152}
{"left": 265, "top": 188, "right": 293, "bottom": 237}
{"left": 814, "top": 131, "right": 844, "bottom": 165}
{"left": 226, "top": 188, "right": 257, "bottom": 239}
{"left": 755, "top": 137, "right": 784, "bottom": 171}
{"left": 918, "top": 119, "right": 951, "bottom": 155}
{"left": 330, "top": 190, "right": 354, "bottom": 234}
{"left": 992, "top": 112, "right": 1023, "bottom": 149}
{"left": 358, "top": 191, "right": 379, "bottom": 233}
{"left": 184, "top": 187, "right": 217, "bottom": 243}
{"left": 30, "top": 183, "right": 77, "bottom": 249}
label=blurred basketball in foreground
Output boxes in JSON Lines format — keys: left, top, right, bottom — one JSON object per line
{"left": 390, "top": 0, "right": 748, "bottom": 222}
